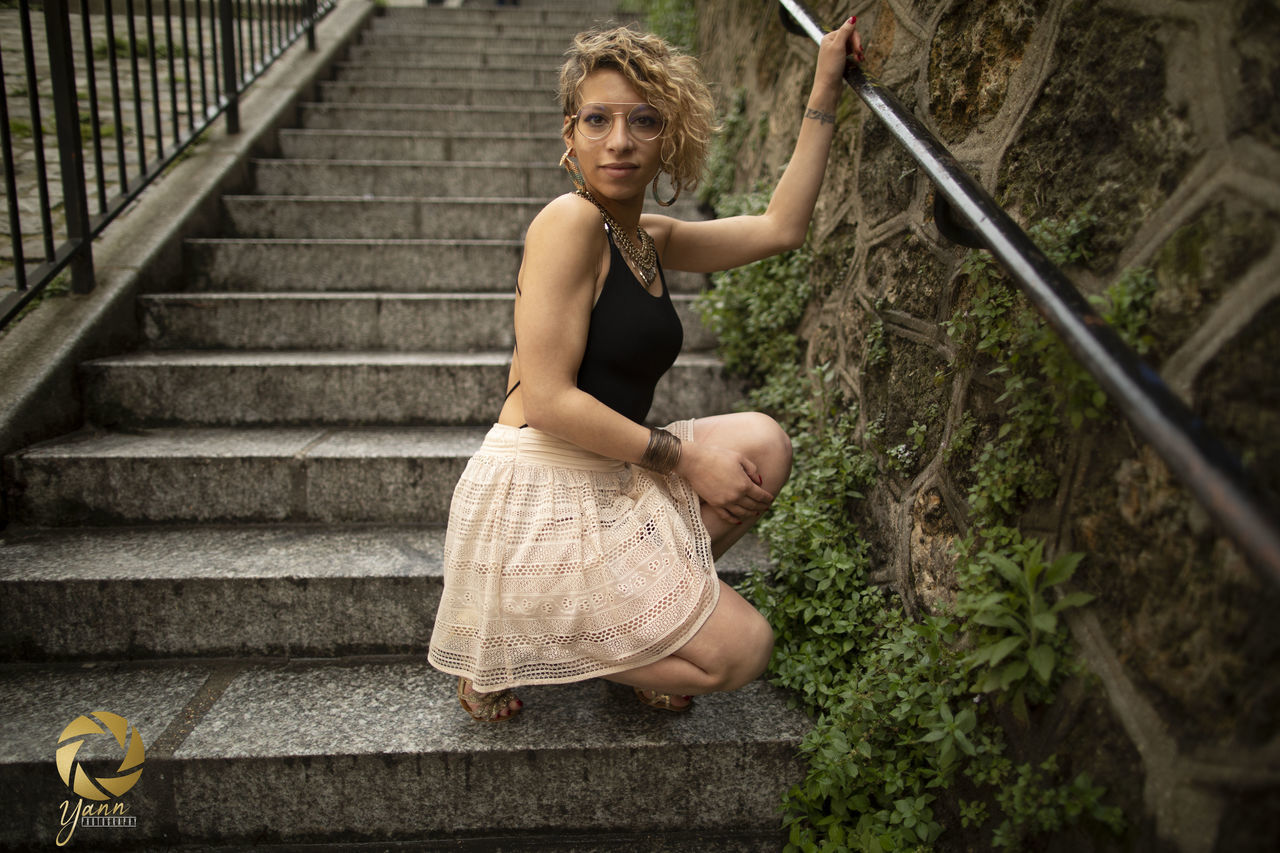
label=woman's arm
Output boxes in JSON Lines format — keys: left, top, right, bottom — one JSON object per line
{"left": 514, "top": 194, "right": 643, "bottom": 458}
{"left": 515, "top": 195, "right": 775, "bottom": 524}
{"left": 648, "top": 17, "right": 863, "bottom": 273}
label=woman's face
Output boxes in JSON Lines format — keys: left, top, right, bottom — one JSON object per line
{"left": 564, "top": 69, "right": 664, "bottom": 204}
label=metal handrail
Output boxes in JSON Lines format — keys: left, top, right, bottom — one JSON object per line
{"left": 0, "top": 0, "right": 333, "bottom": 330}
{"left": 778, "top": 0, "right": 1280, "bottom": 583}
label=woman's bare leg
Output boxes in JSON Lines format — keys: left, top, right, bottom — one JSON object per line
{"left": 691, "top": 412, "right": 793, "bottom": 558}
{"left": 604, "top": 413, "right": 792, "bottom": 704}
{"left": 605, "top": 580, "right": 775, "bottom": 702}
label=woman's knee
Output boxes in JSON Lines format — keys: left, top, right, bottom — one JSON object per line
{"left": 739, "top": 412, "right": 793, "bottom": 487}
{"left": 708, "top": 607, "right": 775, "bottom": 691}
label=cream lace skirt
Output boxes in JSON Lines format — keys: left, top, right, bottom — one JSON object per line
{"left": 427, "top": 420, "right": 718, "bottom": 691}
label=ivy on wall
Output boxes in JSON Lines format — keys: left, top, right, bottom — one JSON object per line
{"left": 698, "top": 187, "right": 1150, "bottom": 849}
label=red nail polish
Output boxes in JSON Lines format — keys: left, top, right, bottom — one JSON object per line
{"left": 849, "top": 15, "right": 856, "bottom": 24}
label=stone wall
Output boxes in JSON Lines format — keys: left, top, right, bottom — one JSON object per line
{"left": 693, "top": 0, "right": 1279, "bottom": 849}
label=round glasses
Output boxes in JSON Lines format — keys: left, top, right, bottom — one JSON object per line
{"left": 572, "top": 102, "right": 665, "bottom": 141}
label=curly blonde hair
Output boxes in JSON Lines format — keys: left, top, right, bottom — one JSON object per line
{"left": 559, "top": 26, "right": 715, "bottom": 196}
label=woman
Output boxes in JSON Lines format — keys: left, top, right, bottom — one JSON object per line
{"left": 428, "top": 17, "right": 864, "bottom": 721}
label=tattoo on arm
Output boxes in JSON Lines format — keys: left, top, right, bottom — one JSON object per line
{"left": 804, "top": 107, "right": 835, "bottom": 126}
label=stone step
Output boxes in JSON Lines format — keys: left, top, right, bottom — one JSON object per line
{"left": 221, "top": 196, "right": 546, "bottom": 239}
{"left": 344, "top": 43, "right": 566, "bottom": 66}
{"left": 221, "top": 194, "right": 709, "bottom": 241}
{"left": 0, "top": 525, "right": 768, "bottom": 660}
{"left": 372, "top": 6, "right": 635, "bottom": 29}
{"left": 317, "top": 80, "right": 559, "bottom": 106}
{"left": 298, "top": 102, "right": 562, "bottom": 134}
{"left": 250, "top": 159, "right": 565, "bottom": 199}
{"left": 184, "top": 237, "right": 526, "bottom": 293}
{"left": 238, "top": 166, "right": 707, "bottom": 231}
{"left": 4, "top": 426, "right": 487, "bottom": 526}
{"left": 0, "top": 658, "right": 804, "bottom": 847}
{"left": 331, "top": 60, "right": 559, "bottom": 87}
{"left": 364, "top": 21, "right": 589, "bottom": 44}
{"left": 356, "top": 31, "right": 581, "bottom": 53}
{"left": 278, "top": 127, "right": 565, "bottom": 162}
{"left": 78, "top": 351, "right": 736, "bottom": 428}
{"left": 183, "top": 237, "right": 710, "bottom": 295}
{"left": 139, "top": 292, "right": 717, "bottom": 351}
{"left": 425, "top": 829, "right": 788, "bottom": 851}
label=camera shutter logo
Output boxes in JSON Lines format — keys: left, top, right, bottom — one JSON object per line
{"left": 55, "top": 712, "right": 145, "bottom": 800}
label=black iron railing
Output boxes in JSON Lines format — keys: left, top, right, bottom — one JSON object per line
{"left": 0, "top": 0, "right": 334, "bottom": 329}
{"left": 778, "top": 0, "right": 1280, "bottom": 582}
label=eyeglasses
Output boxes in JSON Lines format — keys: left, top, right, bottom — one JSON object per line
{"left": 572, "top": 102, "right": 665, "bottom": 141}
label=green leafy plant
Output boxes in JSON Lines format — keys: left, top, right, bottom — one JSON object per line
{"left": 624, "top": 0, "right": 697, "bottom": 51}
{"left": 865, "top": 313, "right": 888, "bottom": 367}
{"left": 700, "top": 189, "right": 1133, "bottom": 850}
{"left": 700, "top": 88, "right": 749, "bottom": 208}
{"left": 956, "top": 533, "right": 1094, "bottom": 720}
{"left": 945, "top": 210, "right": 1157, "bottom": 526}
{"left": 907, "top": 419, "right": 929, "bottom": 450}
{"left": 943, "top": 411, "right": 977, "bottom": 462}
{"left": 697, "top": 188, "right": 811, "bottom": 385}
{"left": 969, "top": 755, "right": 1125, "bottom": 850}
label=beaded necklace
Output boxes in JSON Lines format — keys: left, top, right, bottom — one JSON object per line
{"left": 574, "top": 188, "right": 657, "bottom": 287}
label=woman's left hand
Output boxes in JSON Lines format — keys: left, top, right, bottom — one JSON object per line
{"left": 676, "top": 441, "right": 774, "bottom": 526}
{"left": 816, "top": 15, "right": 864, "bottom": 85}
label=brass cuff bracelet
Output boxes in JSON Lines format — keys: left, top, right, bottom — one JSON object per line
{"left": 640, "top": 427, "right": 682, "bottom": 475}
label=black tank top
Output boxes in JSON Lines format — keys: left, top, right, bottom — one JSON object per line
{"left": 575, "top": 227, "right": 683, "bottom": 423}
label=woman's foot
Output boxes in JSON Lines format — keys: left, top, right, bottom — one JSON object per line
{"left": 634, "top": 687, "right": 694, "bottom": 712}
{"left": 457, "top": 677, "right": 523, "bottom": 722}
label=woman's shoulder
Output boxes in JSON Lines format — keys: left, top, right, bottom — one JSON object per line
{"left": 527, "top": 192, "right": 605, "bottom": 243}
{"left": 520, "top": 194, "right": 607, "bottom": 290}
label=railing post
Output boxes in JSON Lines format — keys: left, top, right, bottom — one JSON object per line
{"left": 42, "top": 0, "right": 94, "bottom": 294}
{"left": 219, "top": 0, "right": 240, "bottom": 133}
{"left": 0, "top": 47, "right": 27, "bottom": 292}
{"left": 306, "top": 0, "right": 318, "bottom": 51}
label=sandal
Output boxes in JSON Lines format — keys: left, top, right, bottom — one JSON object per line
{"left": 634, "top": 687, "right": 694, "bottom": 712}
{"left": 457, "top": 677, "right": 522, "bottom": 722}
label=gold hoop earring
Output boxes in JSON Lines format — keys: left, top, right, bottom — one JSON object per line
{"left": 652, "top": 172, "right": 679, "bottom": 207}
{"left": 560, "top": 150, "right": 586, "bottom": 193}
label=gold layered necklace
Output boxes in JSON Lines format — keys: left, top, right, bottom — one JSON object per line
{"left": 574, "top": 188, "right": 657, "bottom": 287}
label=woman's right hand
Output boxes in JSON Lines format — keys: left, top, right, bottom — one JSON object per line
{"left": 677, "top": 441, "right": 774, "bottom": 525}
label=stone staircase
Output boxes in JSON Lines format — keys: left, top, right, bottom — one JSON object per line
{"left": 0, "top": 2, "right": 806, "bottom": 849}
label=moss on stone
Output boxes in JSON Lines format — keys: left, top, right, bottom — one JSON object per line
{"left": 1147, "top": 198, "right": 1280, "bottom": 363}
{"left": 928, "top": 0, "right": 1048, "bottom": 144}
{"left": 1193, "top": 296, "right": 1280, "bottom": 506}
{"left": 866, "top": 230, "right": 952, "bottom": 320}
{"left": 857, "top": 74, "right": 921, "bottom": 226}
{"left": 997, "top": 8, "right": 1198, "bottom": 268}
{"left": 1070, "top": 435, "right": 1280, "bottom": 749}
{"left": 1231, "top": 0, "right": 1280, "bottom": 144}
{"left": 861, "top": 329, "right": 950, "bottom": 481}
